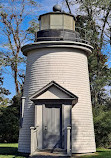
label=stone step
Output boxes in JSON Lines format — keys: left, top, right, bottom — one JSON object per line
{"left": 29, "top": 149, "right": 70, "bottom": 158}
{"left": 39, "top": 148, "right": 66, "bottom": 153}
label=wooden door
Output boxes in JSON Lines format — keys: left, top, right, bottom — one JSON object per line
{"left": 43, "top": 105, "right": 62, "bottom": 149}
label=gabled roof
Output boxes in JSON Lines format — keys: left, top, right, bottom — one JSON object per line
{"left": 30, "top": 81, "right": 78, "bottom": 102}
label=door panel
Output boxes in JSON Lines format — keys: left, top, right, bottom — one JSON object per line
{"left": 43, "top": 105, "right": 62, "bottom": 149}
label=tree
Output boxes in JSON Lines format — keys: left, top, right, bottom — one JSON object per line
{"left": 0, "top": 0, "right": 38, "bottom": 94}
{"left": 0, "top": 95, "right": 21, "bottom": 142}
{"left": 63, "top": 0, "right": 111, "bottom": 147}
{"left": 0, "top": 73, "right": 10, "bottom": 106}
{"left": 0, "top": 52, "right": 10, "bottom": 106}
{"left": 93, "top": 106, "right": 111, "bottom": 147}
{"left": 63, "top": 0, "right": 111, "bottom": 107}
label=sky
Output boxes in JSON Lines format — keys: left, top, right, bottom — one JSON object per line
{"left": 1, "top": 0, "right": 64, "bottom": 99}
{"left": 1, "top": 0, "right": 111, "bottom": 99}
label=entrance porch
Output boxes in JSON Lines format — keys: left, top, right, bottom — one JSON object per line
{"left": 29, "top": 81, "right": 78, "bottom": 156}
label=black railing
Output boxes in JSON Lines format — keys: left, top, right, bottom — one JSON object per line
{"left": 35, "top": 27, "right": 93, "bottom": 44}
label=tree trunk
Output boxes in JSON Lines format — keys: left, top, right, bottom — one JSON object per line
{"left": 14, "top": 65, "right": 19, "bottom": 94}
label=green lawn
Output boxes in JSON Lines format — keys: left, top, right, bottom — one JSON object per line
{"left": 0, "top": 143, "right": 111, "bottom": 158}
{"left": 0, "top": 143, "right": 27, "bottom": 158}
{"left": 76, "top": 148, "right": 111, "bottom": 158}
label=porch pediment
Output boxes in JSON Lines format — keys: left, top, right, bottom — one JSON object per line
{"left": 30, "top": 81, "right": 78, "bottom": 105}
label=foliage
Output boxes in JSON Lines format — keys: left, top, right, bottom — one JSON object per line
{"left": 0, "top": 72, "right": 10, "bottom": 106}
{"left": 27, "top": 19, "right": 39, "bottom": 36}
{"left": 0, "top": 0, "right": 110, "bottom": 148}
{"left": 93, "top": 106, "right": 111, "bottom": 148}
{"left": 0, "top": 95, "right": 21, "bottom": 143}
{"left": 0, "top": 73, "right": 10, "bottom": 95}
{"left": 0, "top": 0, "right": 38, "bottom": 94}
{"left": 89, "top": 53, "right": 111, "bottom": 107}
{"left": 0, "top": 53, "right": 10, "bottom": 106}
{"left": 64, "top": 0, "right": 111, "bottom": 91}
{"left": 64, "top": 0, "right": 111, "bottom": 147}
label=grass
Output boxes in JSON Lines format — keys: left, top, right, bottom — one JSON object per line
{"left": 0, "top": 143, "right": 28, "bottom": 158}
{"left": 78, "top": 148, "right": 111, "bottom": 158}
{"left": 0, "top": 143, "right": 111, "bottom": 158}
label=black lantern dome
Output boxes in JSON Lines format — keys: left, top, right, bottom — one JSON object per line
{"left": 53, "top": 4, "right": 62, "bottom": 12}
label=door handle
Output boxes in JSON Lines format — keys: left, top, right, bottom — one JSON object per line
{"left": 44, "top": 126, "right": 47, "bottom": 130}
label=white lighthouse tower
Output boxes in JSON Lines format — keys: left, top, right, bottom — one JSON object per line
{"left": 18, "top": 5, "right": 96, "bottom": 155}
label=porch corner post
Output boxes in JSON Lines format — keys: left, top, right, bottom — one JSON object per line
{"left": 30, "top": 127, "right": 35, "bottom": 155}
{"left": 21, "top": 97, "right": 26, "bottom": 118}
{"left": 20, "top": 97, "right": 26, "bottom": 127}
{"left": 67, "top": 126, "right": 71, "bottom": 156}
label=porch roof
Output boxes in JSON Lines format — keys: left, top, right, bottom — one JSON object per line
{"left": 30, "top": 81, "right": 78, "bottom": 106}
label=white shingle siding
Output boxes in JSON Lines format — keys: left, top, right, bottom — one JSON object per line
{"left": 18, "top": 47, "right": 96, "bottom": 153}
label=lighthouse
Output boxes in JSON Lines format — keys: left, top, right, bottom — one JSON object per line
{"left": 18, "top": 5, "right": 96, "bottom": 155}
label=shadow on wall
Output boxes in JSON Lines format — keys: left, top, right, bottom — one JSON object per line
{"left": 31, "top": 104, "right": 78, "bottom": 157}
{"left": 71, "top": 117, "right": 78, "bottom": 154}
{"left": 27, "top": 47, "right": 82, "bottom": 67}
